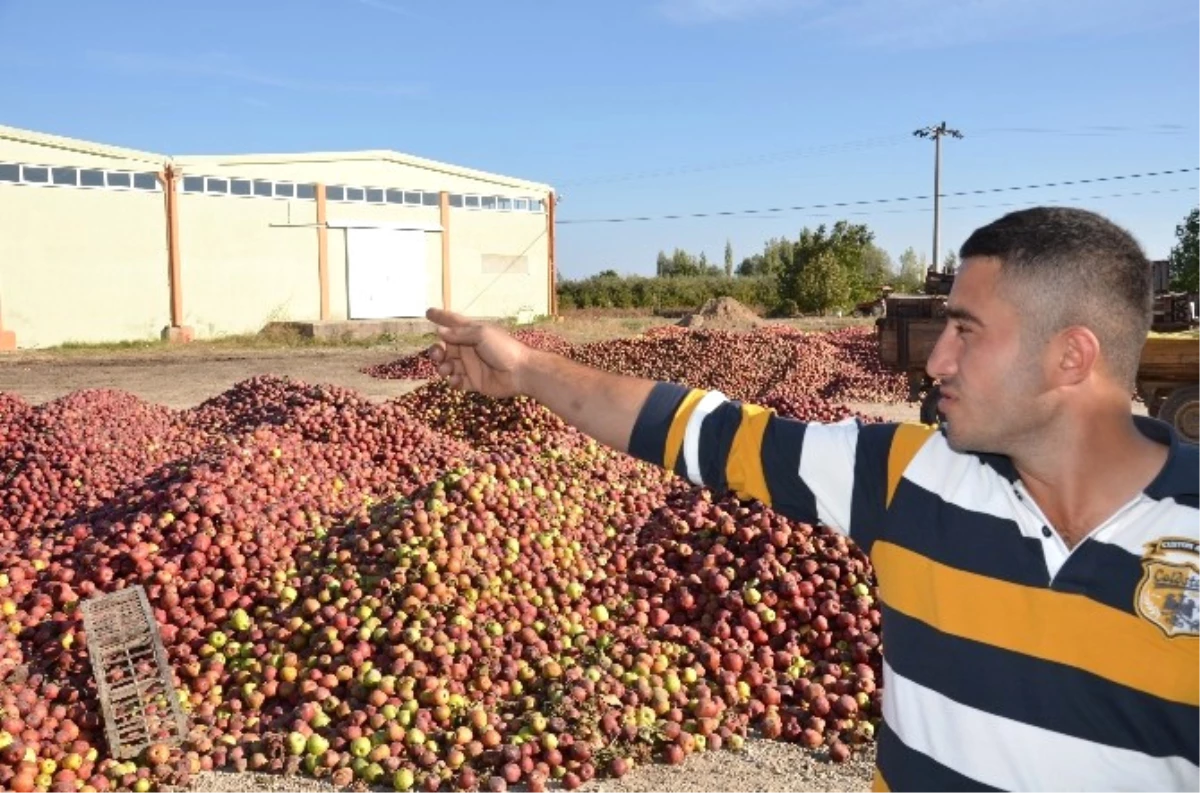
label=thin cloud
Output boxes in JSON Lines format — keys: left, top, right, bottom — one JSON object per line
{"left": 348, "top": 0, "right": 426, "bottom": 21}
{"left": 88, "top": 50, "right": 423, "bottom": 97}
{"left": 657, "top": 0, "right": 1196, "bottom": 49}
{"left": 656, "top": 0, "right": 805, "bottom": 24}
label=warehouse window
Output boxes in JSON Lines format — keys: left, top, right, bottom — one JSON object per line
{"left": 346, "top": 186, "right": 365, "bottom": 202}
{"left": 464, "top": 195, "right": 480, "bottom": 209}
{"left": 22, "top": 166, "right": 48, "bottom": 183}
{"left": 326, "top": 186, "right": 345, "bottom": 201}
{"left": 513, "top": 198, "right": 528, "bottom": 211}
{"left": 52, "top": 167, "right": 78, "bottom": 186}
{"left": 107, "top": 171, "right": 131, "bottom": 188}
{"left": 253, "top": 180, "right": 273, "bottom": 197}
{"left": 0, "top": 163, "right": 17, "bottom": 182}
{"left": 531, "top": 199, "right": 544, "bottom": 212}
{"left": 481, "top": 196, "right": 496, "bottom": 209}
{"left": 482, "top": 254, "right": 528, "bottom": 274}
{"left": 404, "top": 190, "right": 422, "bottom": 205}
{"left": 366, "top": 187, "right": 384, "bottom": 203}
{"left": 386, "top": 188, "right": 404, "bottom": 204}
{"left": 497, "top": 197, "right": 512, "bottom": 211}
{"left": 205, "top": 177, "right": 228, "bottom": 194}
{"left": 230, "top": 178, "right": 252, "bottom": 196}
{"left": 296, "top": 184, "right": 315, "bottom": 200}
{"left": 80, "top": 169, "right": 106, "bottom": 187}
{"left": 449, "top": 194, "right": 463, "bottom": 208}
{"left": 275, "top": 182, "right": 295, "bottom": 198}
{"left": 422, "top": 191, "right": 440, "bottom": 206}
{"left": 133, "top": 173, "right": 158, "bottom": 191}
{"left": 182, "top": 176, "right": 204, "bottom": 193}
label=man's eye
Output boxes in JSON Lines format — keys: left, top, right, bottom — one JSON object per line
{"left": 956, "top": 324, "right": 971, "bottom": 335}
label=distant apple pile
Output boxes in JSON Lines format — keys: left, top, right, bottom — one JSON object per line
{"left": 0, "top": 327, "right": 897, "bottom": 793}
{"left": 366, "top": 325, "right": 909, "bottom": 414}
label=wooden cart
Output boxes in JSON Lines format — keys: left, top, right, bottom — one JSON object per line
{"left": 875, "top": 295, "right": 947, "bottom": 424}
{"left": 1137, "top": 333, "right": 1199, "bottom": 443}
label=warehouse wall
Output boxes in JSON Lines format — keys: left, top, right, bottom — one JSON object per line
{"left": 0, "top": 185, "right": 169, "bottom": 347}
{"left": 449, "top": 208, "right": 549, "bottom": 318}
{"left": 178, "top": 193, "right": 320, "bottom": 337}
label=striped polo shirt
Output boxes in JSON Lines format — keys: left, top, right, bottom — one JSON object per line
{"left": 628, "top": 383, "right": 1199, "bottom": 792}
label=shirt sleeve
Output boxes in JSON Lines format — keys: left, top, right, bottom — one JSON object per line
{"left": 627, "top": 382, "right": 907, "bottom": 553}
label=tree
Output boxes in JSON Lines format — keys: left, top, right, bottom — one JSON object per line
{"left": 778, "top": 222, "right": 875, "bottom": 309}
{"left": 655, "top": 251, "right": 669, "bottom": 277}
{"left": 796, "top": 249, "right": 851, "bottom": 313}
{"left": 860, "top": 245, "right": 894, "bottom": 292}
{"left": 724, "top": 240, "right": 734, "bottom": 277}
{"left": 596, "top": 269, "right": 619, "bottom": 279}
{"left": 896, "top": 247, "right": 927, "bottom": 294}
{"left": 699, "top": 252, "right": 709, "bottom": 273}
{"left": 1169, "top": 208, "right": 1198, "bottom": 293}
{"left": 942, "top": 250, "right": 959, "bottom": 275}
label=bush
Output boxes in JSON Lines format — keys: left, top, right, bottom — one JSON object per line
{"left": 772, "top": 299, "right": 800, "bottom": 318}
{"left": 557, "top": 275, "right": 776, "bottom": 313}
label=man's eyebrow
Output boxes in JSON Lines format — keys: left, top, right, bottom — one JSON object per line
{"left": 945, "top": 305, "right": 985, "bottom": 326}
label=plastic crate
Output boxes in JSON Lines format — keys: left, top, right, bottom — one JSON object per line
{"left": 80, "top": 586, "right": 188, "bottom": 759}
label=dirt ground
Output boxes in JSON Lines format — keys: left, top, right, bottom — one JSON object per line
{"left": 0, "top": 346, "right": 429, "bottom": 409}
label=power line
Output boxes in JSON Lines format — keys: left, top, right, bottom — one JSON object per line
{"left": 556, "top": 166, "right": 1199, "bottom": 225}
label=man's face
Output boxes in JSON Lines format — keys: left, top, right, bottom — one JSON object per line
{"left": 926, "top": 256, "right": 1052, "bottom": 454}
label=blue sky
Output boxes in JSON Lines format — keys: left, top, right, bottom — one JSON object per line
{"left": 1, "top": 0, "right": 1196, "bottom": 278}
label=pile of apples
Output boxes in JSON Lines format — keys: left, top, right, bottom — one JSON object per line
{"left": 0, "top": 334, "right": 890, "bottom": 792}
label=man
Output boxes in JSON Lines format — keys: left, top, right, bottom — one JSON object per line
{"left": 426, "top": 207, "right": 1198, "bottom": 791}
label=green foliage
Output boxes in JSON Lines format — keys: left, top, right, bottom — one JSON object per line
{"left": 557, "top": 274, "right": 777, "bottom": 312}
{"left": 942, "top": 250, "right": 959, "bottom": 274}
{"left": 775, "top": 222, "right": 881, "bottom": 310}
{"left": 655, "top": 248, "right": 724, "bottom": 278}
{"left": 1169, "top": 208, "right": 1198, "bottom": 293}
{"left": 895, "top": 247, "right": 928, "bottom": 294}
{"left": 724, "top": 240, "right": 734, "bottom": 278}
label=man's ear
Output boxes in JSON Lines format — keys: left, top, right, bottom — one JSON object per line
{"left": 1053, "top": 326, "right": 1100, "bottom": 386}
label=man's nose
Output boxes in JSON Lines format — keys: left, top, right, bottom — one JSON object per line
{"left": 925, "top": 324, "right": 956, "bottom": 382}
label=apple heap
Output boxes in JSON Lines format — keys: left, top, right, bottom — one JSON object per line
{"left": 0, "top": 365, "right": 884, "bottom": 792}
{"left": 367, "top": 325, "right": 909, "bottom": 413}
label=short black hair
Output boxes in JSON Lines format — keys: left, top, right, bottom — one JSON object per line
{"left": 959, "top": 207, "right": 1152, "bottom": 387}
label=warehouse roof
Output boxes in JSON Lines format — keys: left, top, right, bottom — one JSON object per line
{"left": 1, "top": 124, "right": 553, "bottom": 193}
{"left": 175, "top": 149, "right": 553, "bottom": 193}
{"left": 0, "top": 124, "right": 163, "bottom": 164}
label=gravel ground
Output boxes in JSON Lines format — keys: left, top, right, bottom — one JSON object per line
{"left": 185, "top": 739, "right": 874, "bottom": 793}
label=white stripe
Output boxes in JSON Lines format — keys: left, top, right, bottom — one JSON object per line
{"left": 901, "top": 432, "right": 1022, "bottom": 525}
{"left": 1085, "top": 496, "right": 1199, "bottom": 557}
{"left": 796, "top": 419, "right": 859, "bottom": 535}
{"left": 682, "top": 391, "right": 727, "bottom": 486}
{"left": 882, "top": 660, "right": 1199, "bottom": 792}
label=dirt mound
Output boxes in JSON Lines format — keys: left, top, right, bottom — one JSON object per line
{"left": 677, "top": 296, "right": 763, "bottom": 330}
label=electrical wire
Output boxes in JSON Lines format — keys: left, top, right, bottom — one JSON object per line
{"left": 557, "top": 167, "right": 1199, "bottom": 225}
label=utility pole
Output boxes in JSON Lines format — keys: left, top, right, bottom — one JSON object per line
{"left": 913, "top": 122, "right": 963, "bottom": 273}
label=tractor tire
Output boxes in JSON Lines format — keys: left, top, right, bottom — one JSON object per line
{"left": 1157, "top": 385, "right": 1199, "bottom": 444}
{"left": 920, "top": 385, "right": 943, "bottom": 426}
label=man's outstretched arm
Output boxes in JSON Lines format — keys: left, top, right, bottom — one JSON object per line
{"left": 425, "top": 308, "right": 907, "bottom": 541}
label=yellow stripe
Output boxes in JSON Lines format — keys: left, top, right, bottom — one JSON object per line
{"left": 871, "top": 768, "right": 889, "bottom": 792}
{"left": 873, "top": 541, "right": 1200, "bottom": 706}
{"left": 886, "top": 423, "right": 936, "bottom": 507}
{"left": 663, "top": 389, "right": 705, "bottom": 472}
{"left": 725, "top": 404, "right": 773, "bottom": 506}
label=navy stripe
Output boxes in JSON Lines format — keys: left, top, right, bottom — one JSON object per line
{"left": 1142, "top": 419, "right": 1198, "bottom": 500}
{"left": 1053, "top": 539, "right": 1143, "bottom": 618}
{"left": 627, "top": 382, "right": 689, "bottom": 467}
{"left": 876, "top": 721, "right": 999, "bottom": 792}
{"left": 882, "top": 603, "right": 1199, "bottom": 764}
{"left": 848, "top": 421, "right": 898, "bottom": 555}
{"left": 889, "top": 478, "right": 1050, "bottom": 587}
{"left": 697, "top": 401, "right": 744, "bottom": 493}
{"left": 760, "top": 414, "right": 819, "bottom": 525}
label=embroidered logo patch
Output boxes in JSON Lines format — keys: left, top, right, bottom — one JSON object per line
{"left": 1135, "top": 538, "right": 1199, "bottom": 639}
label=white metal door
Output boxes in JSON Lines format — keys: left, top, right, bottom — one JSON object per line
{"left": 346, "top": 228, "right": 426, "bottom": 319}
